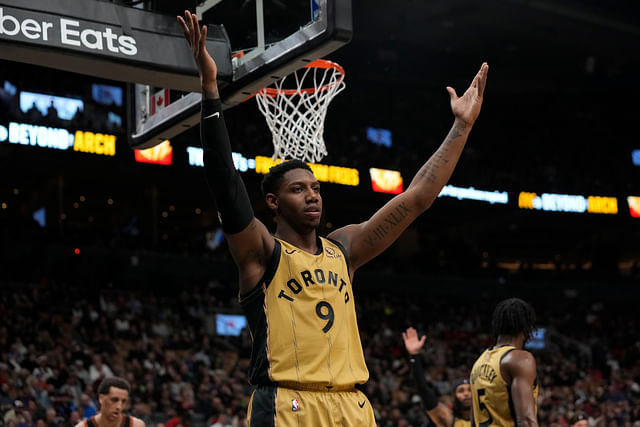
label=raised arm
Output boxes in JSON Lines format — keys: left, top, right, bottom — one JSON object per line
{"left": 178, "top": 11, "right": 274, "bottom": 293}
{"left": 328, "top": 63, "right": 488, "bottom": 274}
{"left": 502, "top": 350, "right": 539, "bottom": 427}
{"left": 402, "top": 327, "right": 453, "bottom": 427}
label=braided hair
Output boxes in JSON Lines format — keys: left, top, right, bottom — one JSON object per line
{"left": 491, "top": 297, "right": 536, "bottom": 342}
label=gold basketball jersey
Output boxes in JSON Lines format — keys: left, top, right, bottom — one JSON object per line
{"left": 240, "top": 237, "right": 369, "bottom": 389}
{"left": 452, "top": 416, "right": 471, "bottom": 427}
{"left": 470, "top": 346, "right": 538, "bottom": 426}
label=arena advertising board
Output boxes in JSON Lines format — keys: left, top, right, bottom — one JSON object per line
{"left": 518, "top": 191, "right": 618, "bottom": 215}
{"left": 0, "top": 0, "right": 232, "bottom": 91}
{"left": 0, "top": 121, "right": 117, "bottom": 156}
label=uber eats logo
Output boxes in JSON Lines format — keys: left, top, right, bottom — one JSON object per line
{"left": 0, "top": 7, "right": 137, "bottom": 56}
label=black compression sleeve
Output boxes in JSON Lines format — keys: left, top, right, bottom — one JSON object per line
{"left": 410, "top": 354, "right": 439, "bottom": 411}
{"left": 200, "top": 98, "right": 254, "bottom": 234}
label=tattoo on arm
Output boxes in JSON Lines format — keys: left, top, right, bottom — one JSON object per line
{"left": 362, "top": 202, "right": 411, "bottom": 247}
{"left": 416, "top": 123, "right": 466, "bottom": 183}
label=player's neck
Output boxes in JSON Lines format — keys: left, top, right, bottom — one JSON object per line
{"left": 462, "top": 407, "right": 471, "bottom": 420}
{"left": 94, "top": 413, "right": 123, "bottom": 427}
{"left": 275, "top": 225, "right": 319, "bottom": 254}
{"left": 495, "top": 334, "right": 524, "bottom": 349}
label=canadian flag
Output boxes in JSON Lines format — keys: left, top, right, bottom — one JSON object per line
{"left": 150, "top": 88, "right": 170, "bottom": 116}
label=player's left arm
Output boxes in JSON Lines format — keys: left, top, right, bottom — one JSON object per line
{"left": 505, "top": 350, "right": 538, "bottom": 427}
{"left": 131, "top": 417, "right": 146, "bottom": 427}
{"left": 328, "top": 63, "right": 488, "bottom": 275}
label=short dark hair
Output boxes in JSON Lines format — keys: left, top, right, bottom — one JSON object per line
{"left": 97, "top": 376, "right": 130, "bottom": 396}
{"left": 570, "top": 412, "right": 587, "bottom": 425}
{"left": 260, "top": 159, "right": 314, "bottom": 197}
{"left": 491, "top": 298, "right": 536, "bottom": 342}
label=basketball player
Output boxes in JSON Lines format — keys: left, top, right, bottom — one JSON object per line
{"left": 469, "top": 298, "right": 538, "bottom": 427}
{"left": 402, "top": 327, "right": 471, "bottom": 427}
{"left": 178, "top": 10, "right": 488, "bottom": 426}
{"left": 74, "top": 377, "right": 145, "bottom": 427}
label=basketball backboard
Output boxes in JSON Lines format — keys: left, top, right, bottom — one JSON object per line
{"left": 128, "top": 0, "right": 352, "bottom": 149}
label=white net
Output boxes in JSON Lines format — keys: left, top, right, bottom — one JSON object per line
{"left": 255, "top": 59, "right": 346, "bottom": 163}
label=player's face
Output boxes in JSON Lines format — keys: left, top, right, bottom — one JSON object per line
{"left": 276, "top": 168, "right": 322, "bottom": 229}
{"left": 455, "top": 384, "right": 472, "bottom": 408}
{"left": 99, "top": 387, "right": 129, "bottom": 422}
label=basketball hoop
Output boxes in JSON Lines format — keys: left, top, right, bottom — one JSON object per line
{"left": 255, "top": 59, "right": 346, "bottom": 163}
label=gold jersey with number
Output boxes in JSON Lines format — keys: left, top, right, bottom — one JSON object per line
{"left": 470, "top": 346, "right": 538, "bottom": 426}
{"left": 240, "top": 236, "right": 369, "bottom": 389}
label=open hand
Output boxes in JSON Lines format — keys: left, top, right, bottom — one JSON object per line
{"left": 447, "top": 62, "right": 488, "bottom": 127}
{"left": 177, "top": 10, "right": 218, "bottom": 93}
{"left": 402, "top": 327, "right": 427, "bottom": 355}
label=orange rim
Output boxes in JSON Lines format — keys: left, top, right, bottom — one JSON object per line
{"left": 257, "top": 59, "right": 345, "bottom": 97}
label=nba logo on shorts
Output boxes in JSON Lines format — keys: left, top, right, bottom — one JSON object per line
{"left": 291, "top": 399, "right": 300, "bottom": 412}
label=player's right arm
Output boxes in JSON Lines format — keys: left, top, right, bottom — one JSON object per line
{"left": 178, "top": 11, "right": 274, "bottom": 293}
{"left": 402, "top": 327, "right": 453, "bottom": 427}
{"left": 502, "top": 350, "right": 538, "bottom": 427}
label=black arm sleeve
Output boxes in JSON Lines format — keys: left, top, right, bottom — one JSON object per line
{"left": 410, "top": 354, "right": 439, "bottom": 411}
{"left": 200, "top": 98, "right": 254, "bottom": 234}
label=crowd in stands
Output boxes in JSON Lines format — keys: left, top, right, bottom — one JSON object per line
{"left": 1, "top": 278, "right": 639, "bottom": 427}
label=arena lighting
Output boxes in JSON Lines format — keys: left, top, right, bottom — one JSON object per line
{"left": 369, "top": 168, "right": 403, "bottom": 194}
{"left": 438, "top": 185, "right": 508, "bottom": 204}
{"left": 366, "top": 127, "right": 392, "bottom": 148}
{"left": 518, "top": 192, "right": 618, "bottom": 214}
{"left": 134, "top": 140, "right": 172, "bottom": 165}
{"left": 628, "top": 196, "right": 640, "bottom": 217}
{"left": 632, "top": 149, "right": 640, "bottom": 166}
{"left": 20, "top": 91, "right": 83, "bottom": 120}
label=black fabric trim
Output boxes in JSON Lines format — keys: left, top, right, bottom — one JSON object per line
{"left": 499, "top": 348, "right": 515, "bottom": 365}
{"left": 507, "top": 384, "right": 517, "bottom": 426}
{"left": 239, "top": 240, "right": 281, "bottom": 302}
{"left": 240, "top": 242, "right": 277, "bottom": 385}
{"left": 260, "top": 239, "right": 281, "bottom": 291}
{"left": 326, "top": 237, "right": 351, "bottom": 274}
{"left": 248, "top": 385, "right": 277, "bottom": 427}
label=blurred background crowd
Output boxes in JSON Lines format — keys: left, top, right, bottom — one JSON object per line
{"left": 1, "top": 278, "right": 639, "bottom": 427}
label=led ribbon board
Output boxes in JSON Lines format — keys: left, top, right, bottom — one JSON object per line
{"left": 519, "top": 192, "right": 618, "bottom": 214}
{"left": 0, "top": 121, "right": 116, "bottom": 156}
{"left": 186, "top": 148, "right": 359, "bottom": 187}
{"left": 438, "top": 185, "right": 508, "bottom": 204}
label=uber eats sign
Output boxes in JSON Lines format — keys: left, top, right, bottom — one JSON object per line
{"left": 0, "top": 0, "right": 232, "bottom": 92}
{"left": 0, "top": 7, "right": 138, "bottom": 55}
